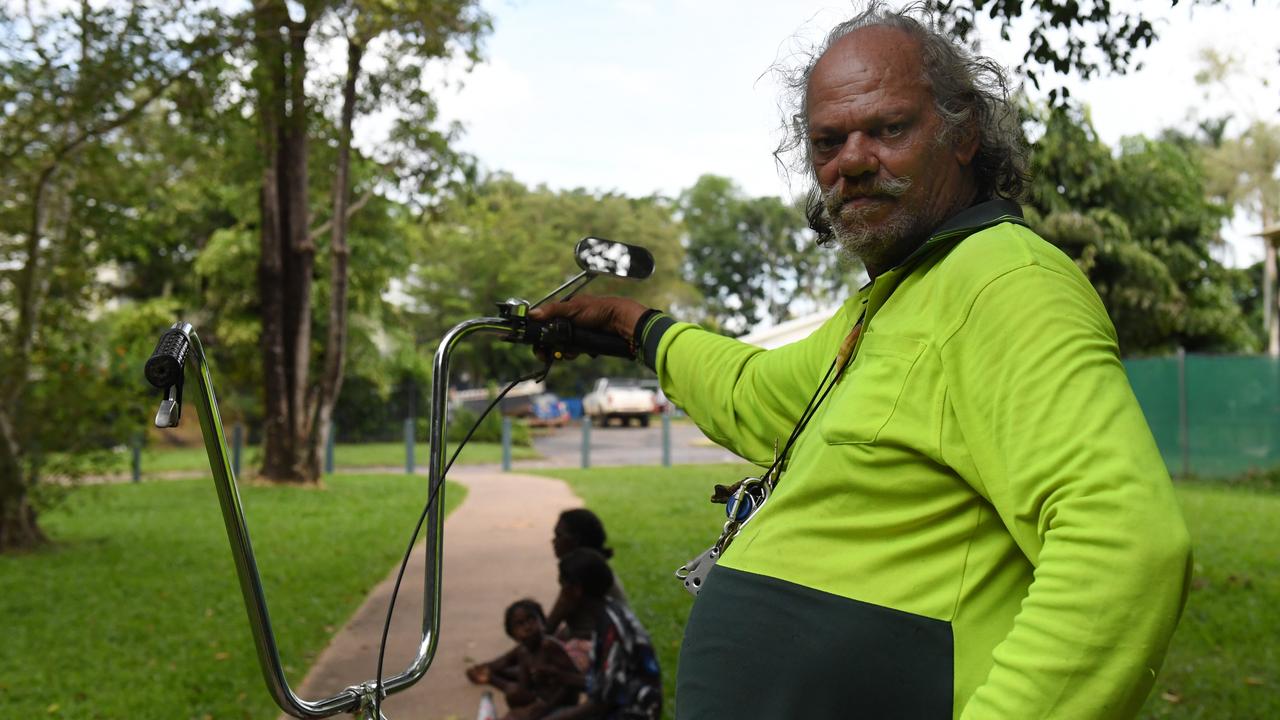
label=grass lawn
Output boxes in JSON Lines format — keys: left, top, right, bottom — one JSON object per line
{"left": 2, "top": 474, "right": 464, "bottom": 720}
{"left": 539, "top": 464, "right": 1280, "bottom": 720}
{"left": 1146, "top": 479, "right": 1280, "bottom": 718}
{"left": 97, "top": 441, "right": 539, "bottom": 476}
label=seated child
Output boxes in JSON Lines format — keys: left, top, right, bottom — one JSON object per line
{"left": 541, "top": 549, "right": 661, "bottom": 720}
{"left": 466, "top": 599, "right": 583, "bottom": 720}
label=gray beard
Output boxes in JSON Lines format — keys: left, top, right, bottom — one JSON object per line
{"left": 821, "top": 176, "right": 915, "bottom": 267}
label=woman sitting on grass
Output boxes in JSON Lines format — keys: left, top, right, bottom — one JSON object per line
{"left": 545, "top": 509, "right": 630, "bottom": 672}
{"left": 541, "top": 549, "right": 661, "bottom": 720}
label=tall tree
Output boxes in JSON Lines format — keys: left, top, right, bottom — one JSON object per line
{"left": 1025, "top": 104, "right": 1252, "bottom": 354}
{"left": 1207, "top": 122, "right": 1280, "bottom": 353}
{"left": 679, "top": 174, "right": 852, "bottom": 336}
{"left": 0, "top": 1, "right": 229, "bottom": 551}
{"left": 1193, "top": 49, "right": 1280, "bottom": 354}
{"left": 248, "top": 0, "right": 488, "bottom": 483}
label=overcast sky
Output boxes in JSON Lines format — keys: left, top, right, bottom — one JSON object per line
{"left": 362, "top": 0, "right": 1280, "bottom": 267}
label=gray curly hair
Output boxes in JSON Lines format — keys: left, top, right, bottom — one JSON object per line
{"left": 775, "top": 2, "right": 1029, "bottom": 246}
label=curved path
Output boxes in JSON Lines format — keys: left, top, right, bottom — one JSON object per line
{"left": 282, "top": 468, "right": 582, "bottom": 720}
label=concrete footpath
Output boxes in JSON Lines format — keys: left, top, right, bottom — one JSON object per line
{"left": 281, "top": 468, "right": 582, "bottom": 720}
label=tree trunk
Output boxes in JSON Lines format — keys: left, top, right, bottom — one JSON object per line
{"left": 0, "top": 159, "right": 58, "bottom": 552}
{"left": 254, "top": 3, "right": 321, "bottom": 483}
{"left": 1266, "top": 209, "right": 1278, "bottom": 357}
{"left": 1265, "top": 245, "right": 1274, "bottom": 354}
{"left": 284, "top": 24, "right": 315, "bottom": 480}
{"left": 307, "top": 39, "right": 363, "bottom": 476}
{"left": 255, "top": 3, "right": 301, "bottom": 482}
{"left": 0, "top": 408, "right": 46, "bottom": 551}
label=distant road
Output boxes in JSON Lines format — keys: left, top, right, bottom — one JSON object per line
{"left": 525, "top": 419, "right": 745, "bottom": 468}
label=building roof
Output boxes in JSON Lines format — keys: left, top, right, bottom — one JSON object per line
{"left": 737, "top": 306, "right": 841, "bottom": 350}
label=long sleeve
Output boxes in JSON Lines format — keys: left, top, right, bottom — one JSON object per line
{"left": 654, "top": 303, "right": 861, "bottom": 466}
{"left": 943, "top": 264, "right": 1192, "bottom": 719}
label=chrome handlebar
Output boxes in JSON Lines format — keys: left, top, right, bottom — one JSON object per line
{"left": 146, "top": 317, "right": 522, "bottom": 718}
{"left": 145, "top": 236, "right": 653, "bottom": 718}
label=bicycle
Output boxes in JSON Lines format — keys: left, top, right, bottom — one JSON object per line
{"left": 143, "top": 237, "right": 655, "bottom": 719}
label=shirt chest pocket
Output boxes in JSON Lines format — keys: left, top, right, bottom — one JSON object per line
{"left": 818, "top": 332, "right": 926, "bottom": 445}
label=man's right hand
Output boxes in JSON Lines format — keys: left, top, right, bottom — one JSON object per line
{"left": 528, "top": 294, "right": 650, "bottom": 345}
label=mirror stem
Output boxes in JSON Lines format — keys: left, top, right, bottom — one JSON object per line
{"left": 529, "top": 270, "right": 595, "bottom": 311}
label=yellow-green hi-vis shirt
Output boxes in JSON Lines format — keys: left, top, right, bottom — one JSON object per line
{"left": 640, "top": 200, "right": 1192, "bottom": 720}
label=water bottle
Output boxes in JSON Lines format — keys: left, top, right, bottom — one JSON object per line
{"left": 476, "top": 689, "right": 498, "bottom": 720}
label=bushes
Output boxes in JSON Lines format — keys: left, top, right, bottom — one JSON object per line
{"left": 444, "top": 407, "right": 532, "bottom": 447}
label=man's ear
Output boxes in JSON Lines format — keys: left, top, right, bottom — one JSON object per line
{"left": 954, "top": 122, "right": 980, "bottom": 166}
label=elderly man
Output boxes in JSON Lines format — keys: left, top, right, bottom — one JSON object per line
{"left": 533, "top": 4, "right": 1191, "bottom": 718}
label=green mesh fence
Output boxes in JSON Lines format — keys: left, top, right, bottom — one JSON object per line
{"left": 1123, "top": 354, "right": 1280, "bottom": 478}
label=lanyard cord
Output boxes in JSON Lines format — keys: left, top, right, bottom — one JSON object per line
{"left": 758, "top": 311, "right": 865, "bottom": 492}
{"left": 684, "top": 311, "right": 869, "bottom": 594}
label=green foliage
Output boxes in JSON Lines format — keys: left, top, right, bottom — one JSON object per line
{"left": 678, "top": 174, "right": 854, "bottom": 335}
{"left": 925, "top": 0, "right": 1208, "bottom": 102}
{"left": 445, "top": 406, "right": 532, "bottom": 447}
{"left": 411, "top": 173, "right": 694, "bottom": 388}
{"left": 0, "top": 475, "right": 465, "bottom": 718}
{"left": 1026, "top": 105, "right": 1253, "bottom": 354}
{"left": 0, "top": 2, "right": 240, "bottom": 549}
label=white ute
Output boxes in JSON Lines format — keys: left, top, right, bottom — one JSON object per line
{"left": 582, "top": 377, "right": 658, "bottom": 427}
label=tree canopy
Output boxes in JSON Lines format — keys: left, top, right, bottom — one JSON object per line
{"left": 410, "top": 173, "right": 693, "bottom": 392}
{"left": 1026, "top": 104, "right": 1254, "bottom": 354}
{"left": 0, "top": 1, "right": 233, "bottom": 549}
{"left": 678, "top": 175, "right": 855, "bottom": 336}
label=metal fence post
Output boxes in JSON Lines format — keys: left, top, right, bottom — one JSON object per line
{"left": 232, "top": 423, "right": 243, "bottom": 478}
{"left": 581, "top": 417, "right": 591, "bottom": 469}
{"left": 662, "top": 412, "right": 672, "bottom": 467}
{"left": 1177, "top": 347, "right": 1189, "bottom": 478}
{"left": 325, "top": 422, "right": 335, "bottom": 475}
{"left": 501, "top": 417, "right": 512, "bottom": 472}
{"left": 405, "top": 417, "right": 415, "bottom": 475}
{"left": 131, "top": 432, "right": 142, "bottom": 483}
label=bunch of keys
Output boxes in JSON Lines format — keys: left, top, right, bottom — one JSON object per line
{"left": 674, "top": 473, "right": 772, "bottom": 597}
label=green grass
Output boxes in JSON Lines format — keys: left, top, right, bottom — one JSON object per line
{"left": 1, "top": 474, "right": 464, "bottom": 720}
{"left": 1142, "top": 479, "right": 1280, "bottom": 719}
{"left": 6, "top": 465, "right": 1273, "bottom": 719}
{"left": 96, "top": 441, "right": 539, "bottom": 476}
{"left": 536, "top": 465, "right": 1280, "bottom": 720}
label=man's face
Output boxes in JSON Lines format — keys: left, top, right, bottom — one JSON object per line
{"left": 806, "top": 26, "right": 977, "bottom": 274}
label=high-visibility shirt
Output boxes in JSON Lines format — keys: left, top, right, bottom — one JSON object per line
{"left": 640, "top": 199, "right": 1192, "bottom": 719}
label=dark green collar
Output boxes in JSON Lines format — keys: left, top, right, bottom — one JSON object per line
{"left": 863, "top": 198, "right": 1027, "bottom": 289}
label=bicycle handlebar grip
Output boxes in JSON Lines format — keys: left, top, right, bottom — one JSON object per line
{"left": 523, "top": 318, "right": 634, "bottom": 360}
{"left": 145, "top": 327, "right": 191, "bottom": 388}
{"left": 569, "top": 325, "right": 634, "bottom": 359}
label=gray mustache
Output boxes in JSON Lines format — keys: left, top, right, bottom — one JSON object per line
{"left": 825, "top": 175, "right": 913, "bottom": 206}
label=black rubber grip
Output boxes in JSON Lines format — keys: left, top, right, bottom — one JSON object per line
{"left": 145, "top": 328, "right": 190, "bottom": 388}
{"left": 522, "top": 318, "right": 634, "bottom": 360}
{"left": 569, "top": 325, "right": 633, "bottom": 359}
